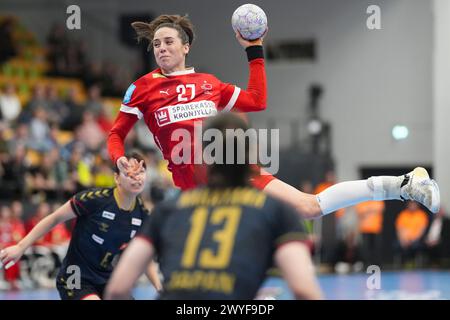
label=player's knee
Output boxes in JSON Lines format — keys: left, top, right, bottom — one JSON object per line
{"left": 293, "top": 195, "right": 322, "bottom": 220}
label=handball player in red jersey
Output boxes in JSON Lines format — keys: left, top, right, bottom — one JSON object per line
{"left": 108, "top": 15, "right": 440, "bottom": 219}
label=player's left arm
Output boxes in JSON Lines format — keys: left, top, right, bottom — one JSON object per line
{"left": 105, "top": 236, "right": 155, "bottom": 299}
{"left": 271, "top": 202, "right": 323, "bottom": 299}
{"left": 275, "top": 242, "right": 323, "bottom": 300}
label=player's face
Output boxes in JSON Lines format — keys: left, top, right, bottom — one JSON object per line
{"left": 116, "top": 169, "right": 146, "bottom": 195}
{"left": 153, "top": 27, "right": 190, "bottom": 73}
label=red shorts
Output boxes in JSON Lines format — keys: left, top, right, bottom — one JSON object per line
{"left": 171, "top": 163, "right": 276, "bottom": 191}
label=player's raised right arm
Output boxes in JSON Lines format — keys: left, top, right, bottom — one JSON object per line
{"left": 0, "top": 201, "right": 76, "bottom": 269}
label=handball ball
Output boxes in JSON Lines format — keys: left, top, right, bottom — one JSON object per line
{"left": 231, "top": 4, "right": 268, "bottom": 41}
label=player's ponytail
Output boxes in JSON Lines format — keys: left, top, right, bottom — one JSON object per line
{"left": 131, "top": 14, "right": 195, "bottom": 51}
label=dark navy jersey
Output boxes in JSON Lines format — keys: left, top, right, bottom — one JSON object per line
{"left": 138, "top": 187, "right": 306, "bottom": 300}
{"left": 58, "top": 187, "right": 149, "bottom": 285}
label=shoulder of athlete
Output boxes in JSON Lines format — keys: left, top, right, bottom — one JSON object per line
{"left": 127, "top": 69, "right": 162, "bottom": 88}
{"left": 75, "top": 187, "right": 114, "bottom": 203}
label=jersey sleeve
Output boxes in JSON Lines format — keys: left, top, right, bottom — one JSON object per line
{"left": 250, "top": 166, "right": 277, "bottom": 190}
{"left": 120, "top": 80, "right": 148, "bottom": 119}
{"left": 107, "top": 79, "right": 147, "bottom": 164}
{"left": 69, "top": 188, "right": 110, "bottom": 217}
{"left": 218, "top": 46, "right": 267, "bottom": 113}
{"left": 269, "top": 201, "right": 307, "bottom": 248}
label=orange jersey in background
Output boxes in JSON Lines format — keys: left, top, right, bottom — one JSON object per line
{"left": 355, "top": 201, "right": 385, "bottom": 234}
{"left": 396, "top": 209, "right": 428, "bottom": 242}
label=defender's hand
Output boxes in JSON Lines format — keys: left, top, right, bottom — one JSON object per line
{"left": 0, "top": 245, "right": 25, "bottom": 270}
{"left": 117, "top": 156, "right": 131, "bottom": 175}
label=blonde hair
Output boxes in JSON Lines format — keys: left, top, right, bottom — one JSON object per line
{"left": 131, "top": 14, "right": 195, "bottom": 51}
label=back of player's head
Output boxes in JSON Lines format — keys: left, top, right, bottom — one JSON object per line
{"left": 131, "top": 14, "right": 195, "bottom": 51}
{"left": 114, "top": 150, "right": 147, "bottom": 174}
{"left": 202, "top": 113, "right": 255, "bottom": 188}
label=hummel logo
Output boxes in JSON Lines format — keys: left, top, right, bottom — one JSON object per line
{"left": 160, "top": 89, "right": 170, "bottom": 95}
{"left": 98, "top": 222, "right": 110, "bottom": 233}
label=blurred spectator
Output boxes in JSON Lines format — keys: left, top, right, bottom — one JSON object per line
{"left": 10, "top": 201, "right": 26, "bottom": 288}
{"left": 19, "top": 84, "right": 50, "bottom": 123}
{"left": 97, "top": 102, "right": 114, "bottom": 133}
{"left": 0, "top": 205, "right": 21, "bottom": 289}
{"left": 355, "top": 201, "right": 385, "bottom": 267}
{"left": 48, "top": 203, "right": 70, "bottom": 246}
{"left": 0, "top": 206, "right": 13, "bottom": 246}
{"left": 424, "top": 207, "right": 450, "bottom": 268}
{"left": 0, "top": 84, "right": 21, "bottom": 124}
{"left": 93, "top": 158, "right": 115, "bottom": 188}
{"left": 60, "top": 129, "right": 83, "bottom": 161}
{"left": 10, "top": 201, "right": 26, "bottom": 243}
{"left": 82, "top": 61, "right": 103, "bottom": 88}
{"left": 46, "top": 85, "right": 69, "bottom": 125}
{"left": 85, "top": 84, "right": 103, "bottom": 117}
{"left": 395, "top": 201, "right": 429, "bottom": 267}
{"left": 65, "top": 40, "right": 87, "bottom": 78}
{"left": 7, "top": 123, "right": 31, "bottom": 154}
{"left": 46, "top": 23, "right": 69, "bottom": 77}
{"left": 48, "top": 123, "right": 64, "bottom": 150}
{"left": 0, "top": 143, "right": 30, "bottom": 199}
{"left": 60, "top": 87, "right": 85, "bottom": 131}
{"left": 76, "top": 111, "right": 105, "bottom": 152}
{"left": 67, "top": 143, "right": 93, "bottom": 191}
{"left": 101, "top": 61, "right": 121, "bottom": 96}
{"left": 28, "top": 147, "right": 69, "bottom": 199}
{"left": 0, "top": 17, "right": 18, "bottom": 65}
{"left": 0, "top": 122, "right": 8, "bottom": 158}
{"left": 26, "top": 202, "right": 51, "bottom": 246}
{"left": 28, "top": 107, "right": 52, "bottom": 152}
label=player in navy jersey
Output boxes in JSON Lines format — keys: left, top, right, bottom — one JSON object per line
{"left": 107, "top": 14, "right": 439, "bottom": 222}
{"left": 105, "top": 113, "right": 323, "bottom": 300}
{"left": 0, "top": 151, "right": 161, "bottom": 300}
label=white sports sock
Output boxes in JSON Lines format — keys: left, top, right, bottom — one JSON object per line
{"left": 317, "top": 176, "right": 403, "bottom": 215}
{"left": 367, "top": 176, "right": 403, "bottom": 200}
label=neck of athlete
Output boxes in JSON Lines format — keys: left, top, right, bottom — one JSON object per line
{"left": 114, "top": 187, "right": 136, "bottom": 211}
{"left": 161, "top": 63, "right": 187, "bottom": 75}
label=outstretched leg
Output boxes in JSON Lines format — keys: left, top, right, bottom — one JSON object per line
{"left": 262, "top": 167, "right": 440, "bottom": 219}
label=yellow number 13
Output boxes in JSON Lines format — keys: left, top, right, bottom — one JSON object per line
{"left": 181, "top": 206, "right": 242, "bottom": 269}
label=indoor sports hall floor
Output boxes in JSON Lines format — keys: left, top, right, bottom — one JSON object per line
{"left": 1, "top": 270, "right": 450, "bottom": 300}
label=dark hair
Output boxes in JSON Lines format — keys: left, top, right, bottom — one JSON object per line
{"left": 114, "top": 150, "right": 147, "bottom": 174}
{"left": 131, "top": 14, "right": 195, "bottom": 51}
{"left": 202, "top": 113, "right": 255, "bottom": 188}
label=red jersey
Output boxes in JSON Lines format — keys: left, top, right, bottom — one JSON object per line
{"left": 108, "top": 56, "right": 270, "bottom": 190}
{"left": 11, "top": 218, "right": 26, "bottom": 243}
{"left": 0, "top": 220, "right": 14, "bottom": 246}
